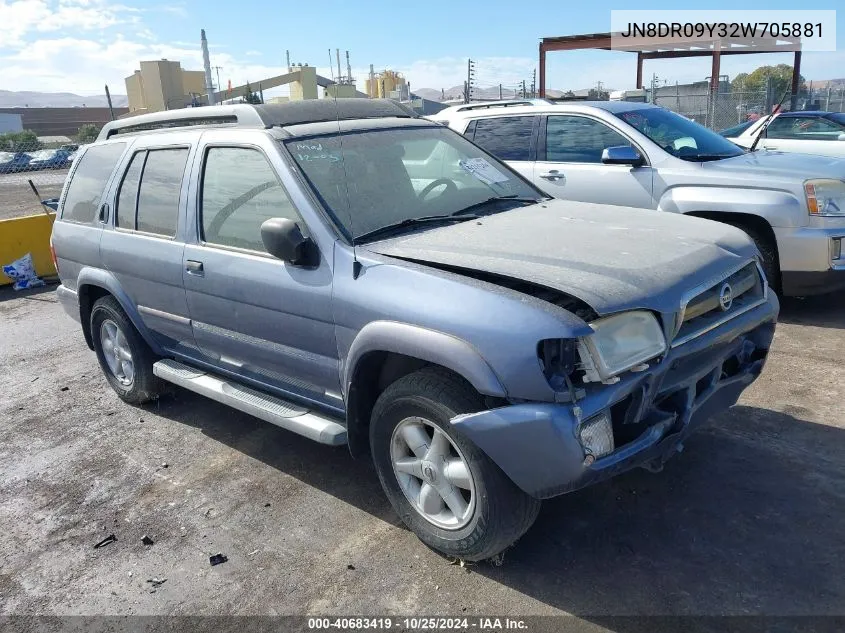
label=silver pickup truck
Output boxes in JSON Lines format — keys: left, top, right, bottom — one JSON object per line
{"left": 434, "top": 100, "right": 845, "bottom": 296}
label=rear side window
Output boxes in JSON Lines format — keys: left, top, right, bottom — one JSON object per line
{"left": 61, "top": 143, "right": 126, "bottom": 223}
{"left": 136, "top": 149, "right": 188, "bottom": 236}
{"left": 114, "top": 148, "right": 188, "bottom": 236}
{"left": 116, "top": 152, "right": 144, "bottom": 229}
{"left": 470, "top": 116, "right": 534, "bottom": 161}
{"left": 201, "top": 147, "right": 300, "bottom": 252}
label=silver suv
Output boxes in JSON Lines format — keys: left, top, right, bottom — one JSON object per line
{"left": 51, "top": 100, "right": 778, "bottom": 560}
{"left": 433, "top": 100, "right": 845, "bottom": 296}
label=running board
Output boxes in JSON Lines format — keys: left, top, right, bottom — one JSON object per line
{"left": 153, "top": 359, "right": 347, "bottom": 446}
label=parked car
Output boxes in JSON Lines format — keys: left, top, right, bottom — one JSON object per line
{"left": 718, "top": 120, "right": 755, "bottom": 138}
{"left": 51, "top": 101, "right": 778, "bottom": 561}
{"left": 0, "top": 151, "right": 31, "bottom": 174}
{"left": 26, "top": 148, "right": 74, "bottom": 170}
{"left": 727, "top": 111, "right": 845, "bottom": 158}
{"left": 432, "top": 100, "right": 845, "bottom": 296}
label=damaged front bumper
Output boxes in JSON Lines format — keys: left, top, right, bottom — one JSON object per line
{"left": 452, "top": 293, "right": 778, "bottom": 499}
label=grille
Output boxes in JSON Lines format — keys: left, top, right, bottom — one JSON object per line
{"left": 674, "top": 261, "right": 765, "bottom": 347}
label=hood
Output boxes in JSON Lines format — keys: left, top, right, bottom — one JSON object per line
{"left": 365, "top": 199, "right": 758, "bottom": 316}
{"left": 702, "top": 150, "right": 845, "bottom": 181}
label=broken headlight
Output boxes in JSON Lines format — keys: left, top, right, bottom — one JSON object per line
{"left": 578, "top": 311, "right": 666, "bottom": 383}
{"left": 538, "top": 338, "right": 577, "bottom": 391}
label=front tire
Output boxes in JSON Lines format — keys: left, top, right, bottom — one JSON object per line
{"left": 90, "top": 296, "right": 163, "bottom": 404}
{"left": 370, "top": 367, "right": 540, "bottom": 561}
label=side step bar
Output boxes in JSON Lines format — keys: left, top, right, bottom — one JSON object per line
{"left": 153, "top": 359, "right": 347, "bottom": 446}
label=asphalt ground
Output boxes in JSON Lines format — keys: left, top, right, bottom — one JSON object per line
{"left": 1, "top": 286, "right": 844, "bottom": 628}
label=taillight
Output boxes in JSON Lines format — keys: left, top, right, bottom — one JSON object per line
{"left": 49, "top": 236, "right": 59, "bottom": 273}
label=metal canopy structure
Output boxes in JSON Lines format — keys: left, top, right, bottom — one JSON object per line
{"left": 539, "top": 31, "right": 803, "bottom": 108}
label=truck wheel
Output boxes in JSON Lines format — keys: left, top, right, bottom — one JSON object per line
{"left": 90, "top": 296, "right": 163, "bottom": 404}
{"left": 370, "top": 367, "right": 540, "bottom": 561}
{"left": 732, "top": 222, "right": 780, "bottom": 293}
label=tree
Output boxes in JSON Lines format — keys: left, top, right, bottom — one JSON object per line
{"left": 76, "top": 124, "right": 101, "bottom": 143}
{"left": 242, "top": 82, "right": 262, "bottom": 104}
{"left": 730, "top": 64, "right": 806, "bottom": 96}
{"left": 0, "top": 129, "right": 41, "bottom": 152}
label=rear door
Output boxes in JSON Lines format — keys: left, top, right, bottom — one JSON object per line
{"left": 99, "top": 136, "right": 195, "bottom": 354}
{"left": 762, "top": 115, "right": 845, "bottom": 157}
{"left": 464, "top": 115, "right": 538, "bottom": 182}
{"left": 534, "top": 114, "right": 654, "bottom": 208}
{"left": 182, "top": 132, "right": 340, "bottom": 410}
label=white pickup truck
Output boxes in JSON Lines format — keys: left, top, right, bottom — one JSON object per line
{"left": 432, "top": 100, "right": 845, "bottom": 296}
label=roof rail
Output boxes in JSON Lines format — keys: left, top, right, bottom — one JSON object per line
{"left": 97, "top": 99, "right": 417, "bottom": 141}
{"left": 98, "top": 105, "right": 265, "bottom": 140}
{"left": 454, "top": 100, "right": 540, "bottom": 112}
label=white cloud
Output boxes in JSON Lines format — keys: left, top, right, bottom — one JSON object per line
{"left": 0, "top": 0, "right": 132, "bottom": 48}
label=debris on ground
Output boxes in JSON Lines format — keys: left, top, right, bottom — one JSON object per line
{"left": 264, "top": 503, "right": 270, "bottom": 507}
{"left": 141, "top": 535, "right": 154, "bottom": 546}
{"left": 93, "top": 534, "right": 117, "bottom": 549}
{"left": 146, "top": 577, "right": 167, "bottom": 592}
{"left": 60, "top": 386, "right": 69, "bottom": 392}
{"left": 160, "top": 462, "right": 168, "bottom": 468}
{"left": 247, "top": 549, "right": 259, "bottom": 557}
{"left": 347, "top": 564, "right": 355, "bottom": 570}
{"left": 2, "top": 252, "right": 45, "bottom": 290}
{"left": 209, "top": 553, "right": 228, "bottom": 566}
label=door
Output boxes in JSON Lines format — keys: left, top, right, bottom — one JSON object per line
{"left": 762, "top": 115, "right": 845, "bottom": 157}
{"left": 100, "top": 145, "right": 195, "bottom": 354}
{"left": 533, "top": 114, "right": 655, "bottom": 208}
{"left": 465, "top": 115, "right": 538, "bottom": 183}
{"left": 182, "top": 143, "right": 341, "bottom": 410}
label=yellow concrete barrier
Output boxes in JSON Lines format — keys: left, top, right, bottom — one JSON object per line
{"left": 0, "top": 212, "right": 56, "bottom": 285}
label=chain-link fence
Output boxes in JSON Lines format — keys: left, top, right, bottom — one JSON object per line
{"left": 0, "top": 133, "right": 83, "bottom": 220}
{"left": 654, "top": 87, "right": 845, "bottom": 133}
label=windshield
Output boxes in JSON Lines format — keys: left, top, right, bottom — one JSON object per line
{"left": 718, "top": 120, "right": 755, "bottom": 138}
{"left": 616, "top": 107, "right": 745, "bottom": 161}
{"left": 286, "top": 126, "right": 543, "bottom": 241}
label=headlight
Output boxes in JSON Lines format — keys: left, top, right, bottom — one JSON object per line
{"left": 805, "top": 179, "right": 845, "bottom": 216}
{"left": 578, "top": 311, "right": 666, "bottom": 383}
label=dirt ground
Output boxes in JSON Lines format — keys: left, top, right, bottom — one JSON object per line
{"left": 0, "top": 170, "right": 67, "bottom": 220}
{"left": 1, "top": 285, "right": 844, "bottom": 625}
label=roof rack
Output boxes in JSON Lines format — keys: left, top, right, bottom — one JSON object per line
{"left": 453, "top": 100, "right": 542, "bottom": 112}
{"left": 98, "top": 99, "right": 417, "bottom": 141}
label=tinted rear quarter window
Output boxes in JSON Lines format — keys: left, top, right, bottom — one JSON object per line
{"left": 116, "top": 152, "right": 145, "bottom": 229}
{"left": 470, "top": 116, "right": 534, "bottom": 161}
{"left": 136, "top": 149, "right": 189, "bottom": 236}
{"left": 61, "top": 143, "right": 126, "bottom": 223}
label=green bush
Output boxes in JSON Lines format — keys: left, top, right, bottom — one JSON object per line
{"left": 77, "top": 124, "right": 101, "bottom": 143}
{"left": 0, "top": 130, "right": 41, "bottom": 152}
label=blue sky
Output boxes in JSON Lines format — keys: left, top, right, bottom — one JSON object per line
{"left": 0, "top": 0, "right": 843, "bottom": 96}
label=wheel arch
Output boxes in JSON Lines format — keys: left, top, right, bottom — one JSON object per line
{"left": 343, "top": 321, "right": 507, "bottom": 458}
{"left": 76, "top": 268, "right": 161, "bottom": 354}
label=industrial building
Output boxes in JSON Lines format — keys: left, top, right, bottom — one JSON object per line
{"left": 365, "top": 69, "right": 408, "bottom": 100}
{"left": 125, "top": 59, "right": 207, "bottom": 114}
{"left": 0, "top": 107, "right": 127, "bottom": 137}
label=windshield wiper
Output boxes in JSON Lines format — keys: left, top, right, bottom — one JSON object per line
{"left": 354, "top": 213, "right": 480, "bottom": 244}
{"left": 450, "top": 195, "right": 542, "bottom": 217}
{"left": 682, "top": 153, "right": 741, "bottom": 162}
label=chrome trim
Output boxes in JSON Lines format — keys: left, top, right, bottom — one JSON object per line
{"left": 671, "top": 260, "right": 768, "bottom": 349}
{"left": 137, "top": 305, "right": 191, "bottom": 326}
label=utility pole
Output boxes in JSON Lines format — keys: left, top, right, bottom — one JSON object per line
{"left": 521, "top": 80, "right": 527, "bottom": 98}
{"left": 532, "top": 69, "right": 536, "bottom": 98}
{"left": 213, "top": 66, "right": 223, "bottom": 104}
{"left": 104, "top": 84, "right": 115, "bottom": 120}
{"left": 499, "top": 84, "right": 503, "bottom": 100}
{"left": 466, "top": 58, "right": 475, "bottom": 103}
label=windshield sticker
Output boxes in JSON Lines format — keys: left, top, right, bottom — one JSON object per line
{"left": 458, "top": 158, "right": 509, "bottom": 185}
{"left": 293, "top": 142, "right": 341, "bottom": 163}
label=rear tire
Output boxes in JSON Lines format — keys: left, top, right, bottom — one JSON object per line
{"left": 370, "top": 367, "right": 540, "bottom": 561}
{"left": 90, "top": 296, "right": 163, "bottom": 404}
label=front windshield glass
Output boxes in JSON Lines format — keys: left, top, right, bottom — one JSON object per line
{"left": 615, "top": 107, "right": 745, "bottom": 161}
{"left": 285, "top": 126, "right": 543, "bottom": 241}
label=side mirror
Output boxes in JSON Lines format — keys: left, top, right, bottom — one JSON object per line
{"left": 260, "top": 217, "right": 316, "bottom": 266}
{"left": 601, "top": 145, "right": 645, "bottom": 167}
{"left": 837, "top": 133, "right": 845, "bottom": 141}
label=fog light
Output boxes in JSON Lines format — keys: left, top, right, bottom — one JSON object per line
{"left": 579, "top": 412, "right": 615, "bottom": 459}
{"left": 833, "top": 238, "right": 842, "bottom": 261}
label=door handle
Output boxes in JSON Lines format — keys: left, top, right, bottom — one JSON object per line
{"left": 539, "top": 170, "right": 565, "bottom": 181}
{"left": 186, "top": 260, "right": 204, "bottom": 276}
{"left": 98, "top": 203, "right": 109, "bottom": 223}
